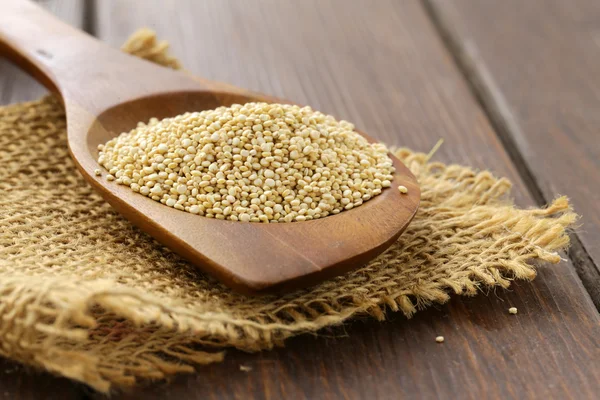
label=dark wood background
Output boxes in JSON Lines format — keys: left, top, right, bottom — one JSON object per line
{"left": 1, "top": 0, "right": 598, "bottom": 399}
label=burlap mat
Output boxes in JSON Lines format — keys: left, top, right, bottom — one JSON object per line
{"left": 0, "top": 30, "right": 577, "bottom": 393}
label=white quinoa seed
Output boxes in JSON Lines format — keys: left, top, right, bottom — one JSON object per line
{"left": 509, "top": 307, "right": 518, "bottom": 315}
{"left": 436, "top": 336, "right": 444, "bottom": 343}
{"left": 98, "top": 102, "right": 395, "bottom": 223}
{"left": 94, "top": 169, "right": 102, "bottom": 176}
{"left": 398, "top": 185, "right": 408, "bottom": 194}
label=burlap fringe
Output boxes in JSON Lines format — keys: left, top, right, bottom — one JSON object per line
{"left": 0, "top": 30, "right": 578, "bottom": 393}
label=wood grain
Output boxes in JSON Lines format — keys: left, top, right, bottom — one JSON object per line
{"left": 425, "top": 0, "right": 600, "bottom": 304}
{"left": 0, "top": 358, "right": 82, "bottom": 400}
{"left": 92, "top": 0, "right": 600, "bottom": 398}
{"left": 0, "top": 0, "right": 85, "bottom": 105}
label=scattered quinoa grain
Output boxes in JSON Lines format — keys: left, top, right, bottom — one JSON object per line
{"left": 94, "top": 169, "right": 101, "bottom": 176}
{"left": 398, "top": 185, "right": 408, "bottom": 194}
{"left": 436, "top": 336, "right": 444, "bottom": 343}
{"left": 98, "top": 102, "right": 395, "bottom": 222}
{"left": 106, "top": 174, "right": 115, "bottom": 181}
{"left": 509, "top": 307, "right": 518, "bottom": 315}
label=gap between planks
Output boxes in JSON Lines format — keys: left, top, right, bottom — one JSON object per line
{"left": 420, "top": 0, "right": 600, "bottom": 310}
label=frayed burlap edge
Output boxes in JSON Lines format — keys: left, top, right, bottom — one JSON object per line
{"left": 0, "top": 30, "right": 578, "bottom": 393}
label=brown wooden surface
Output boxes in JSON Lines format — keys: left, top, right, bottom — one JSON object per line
{"left": 1, "top": 0, "right": 599, "bottom": 398}
{"left": 425, "top": 0, "right": 600, "bottom": 304}
{"left": 0, "top": 358, "right": 82, "bottom": 400}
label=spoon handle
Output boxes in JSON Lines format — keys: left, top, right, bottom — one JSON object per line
{"left": 0, "top": 0, "right": 205, "bottom": 112}
{"left": 0, "top": 1, "right": 106, "bottom": 98}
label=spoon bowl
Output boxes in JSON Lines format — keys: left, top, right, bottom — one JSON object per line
{"left": 0, "top": 0, "right": 420, "bottom": 294}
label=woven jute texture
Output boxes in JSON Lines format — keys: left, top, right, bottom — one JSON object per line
{"left": 0, "top": 30, "right": 577, "bottom": 393}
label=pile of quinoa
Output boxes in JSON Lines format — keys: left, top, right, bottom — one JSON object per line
{"left": 98, "top": 102, "right": 395, "bottom": 223}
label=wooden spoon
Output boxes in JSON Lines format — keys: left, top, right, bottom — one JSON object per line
{"left": 0, "top": 0, "right": 420, "bottom": 294}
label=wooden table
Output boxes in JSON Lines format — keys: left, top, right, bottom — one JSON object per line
{"left": 1, "top": 1, "right": 599, "bottom": 398}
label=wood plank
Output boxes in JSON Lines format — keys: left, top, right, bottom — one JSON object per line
{"left": 91, "top": 0, "right": 600, "bottom": 398}
{"left": 0, "top": 0, "right": 86, "bottom": 105}
{"left": 425, "top": 0, "right": 600, "bottom": 304}
{"left": 0, "top": 358, "right": 82, "bottom": 400}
